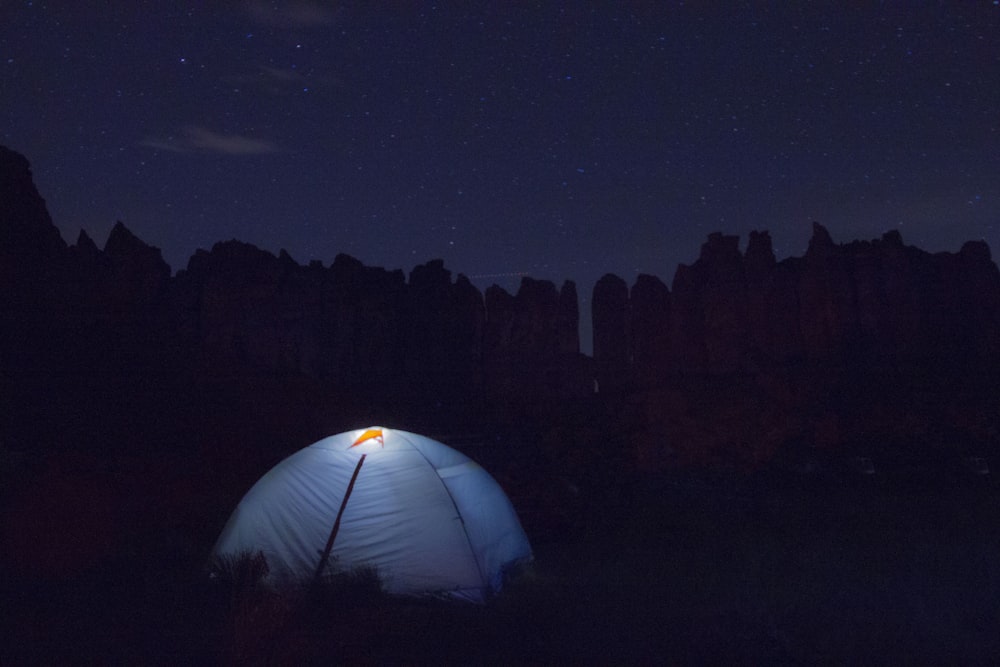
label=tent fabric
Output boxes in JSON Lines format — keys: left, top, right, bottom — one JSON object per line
{"left": 211, "top": 427, "right": 532, "bottom": 602}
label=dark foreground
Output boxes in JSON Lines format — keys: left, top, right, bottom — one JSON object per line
{"left": 4, "top": 466, "right": 999, "bottom": 665}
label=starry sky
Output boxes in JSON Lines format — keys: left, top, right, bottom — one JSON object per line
{"left": 3, "top": 2, "right": 999, "bottom": 347}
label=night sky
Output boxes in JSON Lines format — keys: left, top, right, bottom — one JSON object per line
{"left": 3, "top": 2, "right": 999, "bottom": 342}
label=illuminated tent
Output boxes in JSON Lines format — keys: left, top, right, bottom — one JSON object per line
{"left": 211, "top": 427, "right": 532, "bottom": 602}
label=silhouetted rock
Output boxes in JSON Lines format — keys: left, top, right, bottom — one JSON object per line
{"left": 72, "top": 228, "right": 102, "bottom": 263}
{"left": 406, "top": 260, "right": 485, "bottom": 407}
{"left": 0, "top": 145, "right": 65, "bottom": 262}
{"left": 510, "top": 277, "right": 562, "bottom": 356}
{"left": 3, "top": 142, "right": 999, "bottom": 481}
{"left": 629, "top": 273, "right": 671, "bottom": 385}
{"left": 744, "top": 230, "right": 801, "bottom": 363}
{"left": 667, "top": 232, "right": 749, "bottom": 373}
{"left": 948, "top": 241, "right": 1000, "bottom": 361}
{"left": 603, "top": 223, "right": 1000, "bottom": 386}
{"left": 557, "top": 280, "right": 581, "bottom": 357}
{"left": 324, "top": 252, "right": 408, "bottom": 391}
{"left": 101, "top": 221, "right": 171, "bottom": 323}
{"left": 0, "top": 146, "right": 68, "bottom": 319}
{"left": 797, "top": 222, "right": 860, "bottom": 356}
{"left": 483, "top": 277, "right": 589, "bottom": 414}
{"left": 592, "top": 273, "right": 629, "bottom": 391}
{"left": 483, "top": 283, "right": 518, "bottom": 405}
{"left": 591, "top": 224, "right": 1000, "bottom": 469}
{"left": 172, "top": 242, "right": 409, "bottom": 385}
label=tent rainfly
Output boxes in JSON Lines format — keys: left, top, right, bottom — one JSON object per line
{"left": 211, "top": 427, "right": 532, "bottom": 602}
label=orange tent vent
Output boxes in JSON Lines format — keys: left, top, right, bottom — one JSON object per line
{"left": 350, "top": 428, "right": 384, "bottom": 448}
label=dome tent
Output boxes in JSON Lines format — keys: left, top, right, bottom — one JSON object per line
{"left": 211, "top": 427, "right": 532, "bottom": 602}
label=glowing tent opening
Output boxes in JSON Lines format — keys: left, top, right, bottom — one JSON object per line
{"left": 350, "top": 427, "right": 385, "bottom": 449}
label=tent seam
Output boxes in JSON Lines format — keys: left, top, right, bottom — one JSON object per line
{"left": 399, "top": 432, "right": 490, "bottom": 594}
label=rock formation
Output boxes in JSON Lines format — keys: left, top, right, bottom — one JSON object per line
{"left": 592, "top": 223, "right": 1000, "bottom": 470}
{"left": 1, "top": 145, "right": 68, "bottom": 320}
{"left": 592, "top": 273, "right": 629, "bottom": 391}
{"left": 0, "top": 146, "right": 593, "bottom": 451}
{"left": 2, "top": 143, "right": 998, "bottom": 476}
{"left": 594, "top": 223, "right": 1000, "bottom": 380}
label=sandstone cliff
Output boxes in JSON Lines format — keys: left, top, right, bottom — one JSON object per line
{"left": 3, "top": 144, "right": 998, "bottom": 476}
{"left": 592, "top": 224, "right": 1000, "bottom": 470}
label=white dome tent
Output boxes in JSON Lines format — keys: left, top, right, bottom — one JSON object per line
{"left": 211, "top": 427, "right": 532, "bottom": 602}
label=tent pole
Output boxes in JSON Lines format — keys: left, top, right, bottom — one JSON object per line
{"left": 313, "top": 453, "right": 367, "bottom": 584}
